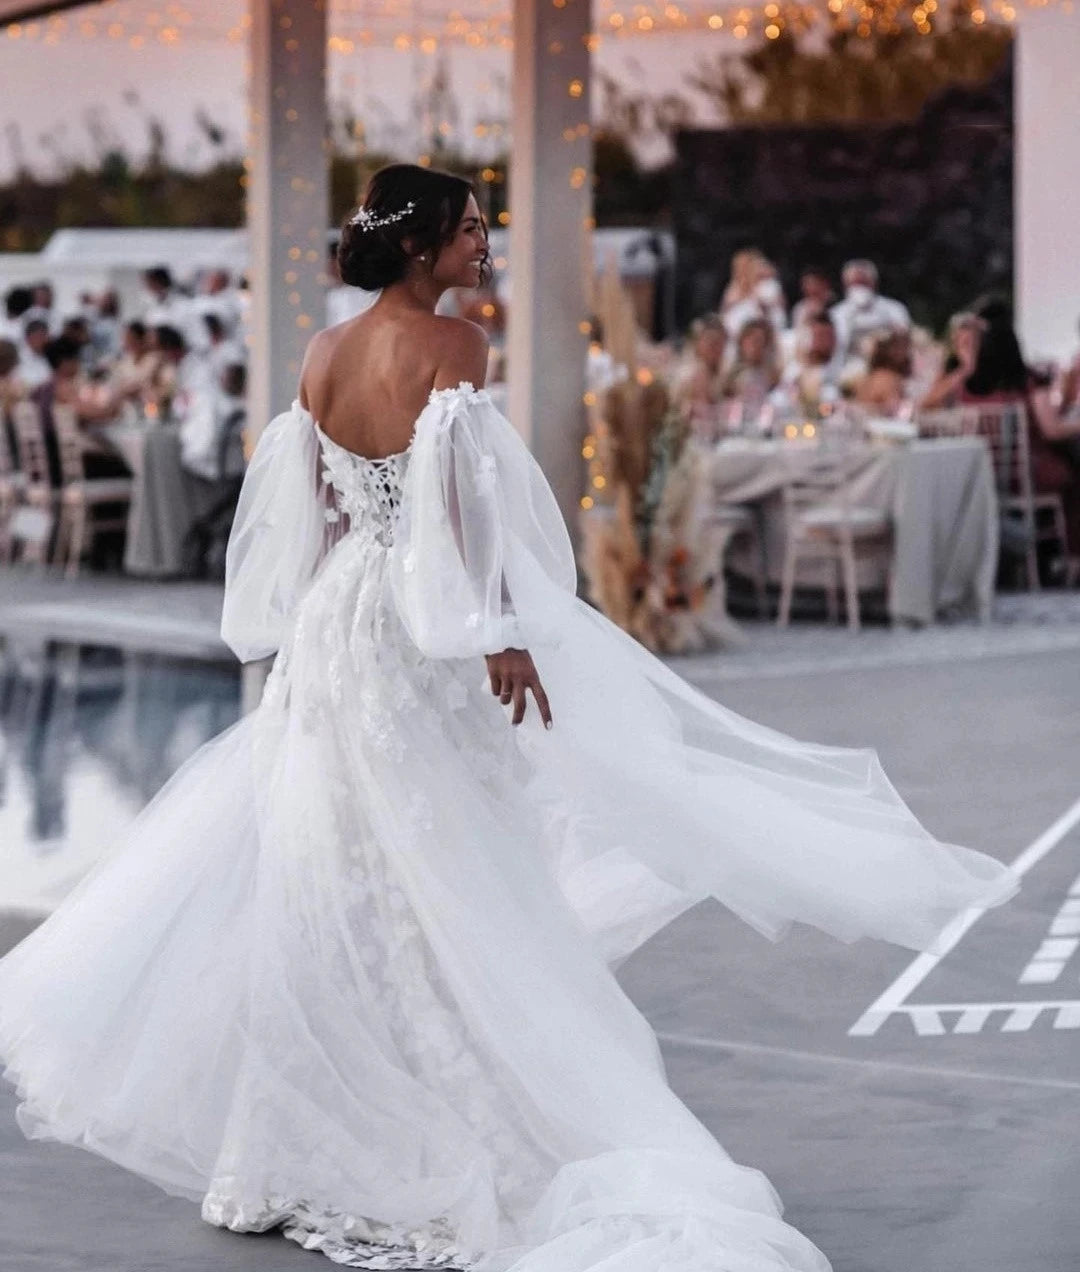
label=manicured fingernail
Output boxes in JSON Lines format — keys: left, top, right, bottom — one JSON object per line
{"left": 545, "top": 721, "right": 553, "bottom": 730}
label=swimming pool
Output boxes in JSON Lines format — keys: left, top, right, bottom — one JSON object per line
{"left": 0, "top": 641, "right": 240, "bottom": 916}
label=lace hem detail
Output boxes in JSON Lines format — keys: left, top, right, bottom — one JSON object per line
{"left": 202, "top": 1193, "right": 472, "bottom": 1269}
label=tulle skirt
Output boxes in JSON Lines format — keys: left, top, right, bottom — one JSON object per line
{"left": 0, "top": 535, "right": 1017, "bottom": 1270}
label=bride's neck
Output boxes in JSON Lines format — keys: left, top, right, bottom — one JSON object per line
{"left": 379, "top": 274, "right": 444, "bottom": 315}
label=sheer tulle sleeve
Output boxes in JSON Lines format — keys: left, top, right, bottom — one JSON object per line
{"left": 389, "top": 383, "right": 577, "bottom": 659}
{"left": 221, "top": 401, "right": 329, "bottom": 662}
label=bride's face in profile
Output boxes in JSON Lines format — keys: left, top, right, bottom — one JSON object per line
{"left": 430, "top": 195, "right": 489, "bottom": 290}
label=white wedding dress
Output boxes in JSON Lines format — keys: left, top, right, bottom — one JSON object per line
{"left": 0, "top": 382, "right": 1018, "bottom": 1271}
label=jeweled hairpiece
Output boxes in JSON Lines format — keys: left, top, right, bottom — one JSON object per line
{"left": 349, "top": 200, "right": 416, "bottom": 232}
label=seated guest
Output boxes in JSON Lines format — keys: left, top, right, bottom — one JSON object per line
{"left": 29, "top": 337, "right": 123, "bottom": 486}
{"left": 830, "top": 259, "right": 911, "bottom": 365}
{"left": 18, "top": 319, "right": 52, "bottom": 391}
{"left": 203, "top": 313, "right": 246, "bottom": 381}
{"left": 723, "top": 257, "right": 787, "bottom": 341}
{"left": 109, "top": 321, "right": 162, "bottom": 406}
{"left": 0, "top": 340, "right": 22, "bottom": 441}
{"left": 791, "top": 266, "right": 835, "bottom": 335}
{"left": 721, "top": 248, "right": 765, "bottom": 318}
{"left": 60, "top": 316, "right": 96, "bottom": 374}
{"left": 142, "top": 267, "right": 204, "bottom": 352}
{"left": 672, "top": 315, "right": 728, "bottom": 438}
{"left": 920, "top": 312, "right": 985, "bottom": 411}
{"left": 90, "top": 291, "right": 124, "bottom": 364}
{"left": 854, "top": 332, "right": 913, "bottom": 418}
{"left": 780, "top": 313, "right": 843, "bottom": 413}
{"left": 721, "top": 317, "right": 780, "bottom": 419}
{"left": 961, "top": 305, "right": 1080, "bottom": 555}
{"left": 0, "top": 286, "right": 34, "bottom": 346}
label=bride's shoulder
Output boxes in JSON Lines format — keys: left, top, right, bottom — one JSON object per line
{"left": 430, "top": 316, "right": 489, "bottom": 394}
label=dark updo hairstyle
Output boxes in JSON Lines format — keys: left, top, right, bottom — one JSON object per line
{"left": 337, "top": 163, "right": 492, "bottom": 292}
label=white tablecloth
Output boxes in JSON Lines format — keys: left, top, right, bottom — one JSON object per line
{"left": 711, "top": 437, "right": 998, "bottom": 624}
{"left": 102, "top": 423, "right": 221, "bottom": 578}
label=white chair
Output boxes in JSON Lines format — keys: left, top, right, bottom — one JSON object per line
{"left": 51, "top": 404, "right": 133, "bottom": 579}
{"left": 919, "top": 402, "right": 1074, "bottom": 589}
{"left": 10, "top": 399, "right": 57, "bottom": 566}
{"left": 776, "top": 452, "right": 892, "bottom": 632}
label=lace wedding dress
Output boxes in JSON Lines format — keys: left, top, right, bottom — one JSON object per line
{"left": 0, "top": 383, "right": 1018, "bottom": 1271}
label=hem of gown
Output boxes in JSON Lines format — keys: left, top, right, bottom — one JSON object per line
{"left": 201, "top": 1192, "right": 473, "bottom": 1270}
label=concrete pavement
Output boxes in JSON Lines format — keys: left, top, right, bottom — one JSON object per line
{"left": 2, "top": 643, "right": 1078, "bottom": 1271}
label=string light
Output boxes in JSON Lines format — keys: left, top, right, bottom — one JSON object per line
{"left": 0, "top": 0, "right": 1055, "bottom": 47}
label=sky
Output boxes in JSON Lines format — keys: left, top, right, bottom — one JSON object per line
{"left": 0, "top": 16, "right": 728, "bottom": 181}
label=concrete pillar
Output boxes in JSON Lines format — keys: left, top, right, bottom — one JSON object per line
{"left": 247, "top": 0, "right": 329, "bottom": 435}
{"left": 1015, "top": 6, "right": 1080, "bottom": 363}
{"left": 508, "top": 0, "right": 592, "bottom": 541}
{"left": 244, "top": 0, "right": 328, "bottom": 712}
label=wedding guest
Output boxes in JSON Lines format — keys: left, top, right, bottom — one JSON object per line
{"left": 791, "top": 266, "right": 835, "bottom": 334}
{"left": 723, "top": 257, "right": 787, "bottom": 341}
{"left": 780, "top": 314, "right": 843, "bottom": 413}
{"left": 830, "top": 259, "right": 910, "bottom": 364}
{"left": 23, "top": 282, "right": 58, "bottom": 336}
{"left": 108, "top": 321, "right": 161, "bottom": 407}
{"left": 672, "top": 315, "right": 728, "bottom": 438}
{"left": 920, "top": 312, "right": 985, "bottom": 410}
{"left": 60, "top": 316, "right": 96, "bottom": 373}
{"left": 721, "top": 317, "right": 780, "bottom": 418}
{"left": 149, "top": 324, "right": 212, "bottom": 422}
{"left": 18, "top": 319, "right": 52, "bottom": 392}
{"left": 142, "top": 267, "right": 204, "bottom": 351}
{"left": 854, "top": 331, "right": 913, "bottom": 417}
{"left": 193, "top": 269, "right": 243, "bottom": 337}
{"left": 961, "top": 307, "right": 1080, "bottom": 555}
{"left": 721, "top": 248, "right": 765, "bottom": 317}
{"left": 180, "top": 361, "right": 248, "bottom": 483}
{"left": 0, "top": 339, "right": 21, "bottom": 417}
{"left": 203, "top": 313, "right": 246, "bottom": 382}
{"left": 0, "top": 287, "right": 34, "bottom": 346}
{"left": 90, "top": 291, "right": 124, "bottom": 364}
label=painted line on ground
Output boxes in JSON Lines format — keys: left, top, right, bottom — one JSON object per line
{"left": 849, "top": 795, "right": 1080, "bottom": 1038}
{"left": 656, "top": 1031, "right": 1080, "bottom": 1093}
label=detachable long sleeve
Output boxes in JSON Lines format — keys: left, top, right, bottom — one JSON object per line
{"left": 389, "top": 383, "right": 577, "bottom": 660}
{"left": 221, "top": 401, "right": 327, "bottom": 662}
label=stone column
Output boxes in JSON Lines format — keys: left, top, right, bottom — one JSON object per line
{"left": 508, "top": 0, "right": 593, "bottom": 541}
{"left": 244, "top": 0, "right": 329, "bottom": 710}
{"left": 247, "top": 0, "right": 329, "bottom": 435}
{"left": 1015, "top": 6, "right": 1080, "bottom": 363}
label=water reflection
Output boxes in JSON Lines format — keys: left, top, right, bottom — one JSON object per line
{"left": 0, "top": 641, "right": 240, "bottom": 915}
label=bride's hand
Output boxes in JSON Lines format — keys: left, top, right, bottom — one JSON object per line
{"left": 485, "top": 649, "right": 552, "bottom": 730}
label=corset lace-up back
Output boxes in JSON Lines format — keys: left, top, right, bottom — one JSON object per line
{"left": 315, "top": 425, "right": 411, "bottom": 549}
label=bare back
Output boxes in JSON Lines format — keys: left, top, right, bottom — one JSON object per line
{"left": 299, "top": 302, "right": 487, "bottom": 460}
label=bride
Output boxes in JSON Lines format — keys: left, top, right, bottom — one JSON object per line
{"left": 0, "top": 164, "right": 1017, "bottom": 1271}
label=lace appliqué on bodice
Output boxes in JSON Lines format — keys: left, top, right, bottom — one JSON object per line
{"left": 316, "top": 426, "right": 411, "bottom": 550}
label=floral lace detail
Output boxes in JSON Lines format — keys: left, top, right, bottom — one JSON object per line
{"left": 202, "top": 1193, "right": 470, "bottom": 1268}
{"left": 427, "top": 381, "right": 491, "bottom": 410}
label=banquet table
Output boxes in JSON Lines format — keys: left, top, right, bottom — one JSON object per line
{"left": 711, "top": 436, "right": 998, "bottom": 625}
{"left": 101, "top": 421, "right": 221, "bottom": 578}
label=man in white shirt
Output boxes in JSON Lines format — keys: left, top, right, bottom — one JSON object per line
{"left": 142, "top": 267, "right": 206, "bottom": 352}
{"left": 18, "top": 319, "right": 52, "bottom": 391}
{"left": 829, "top": 259, "right": 910, "bottom": 364}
